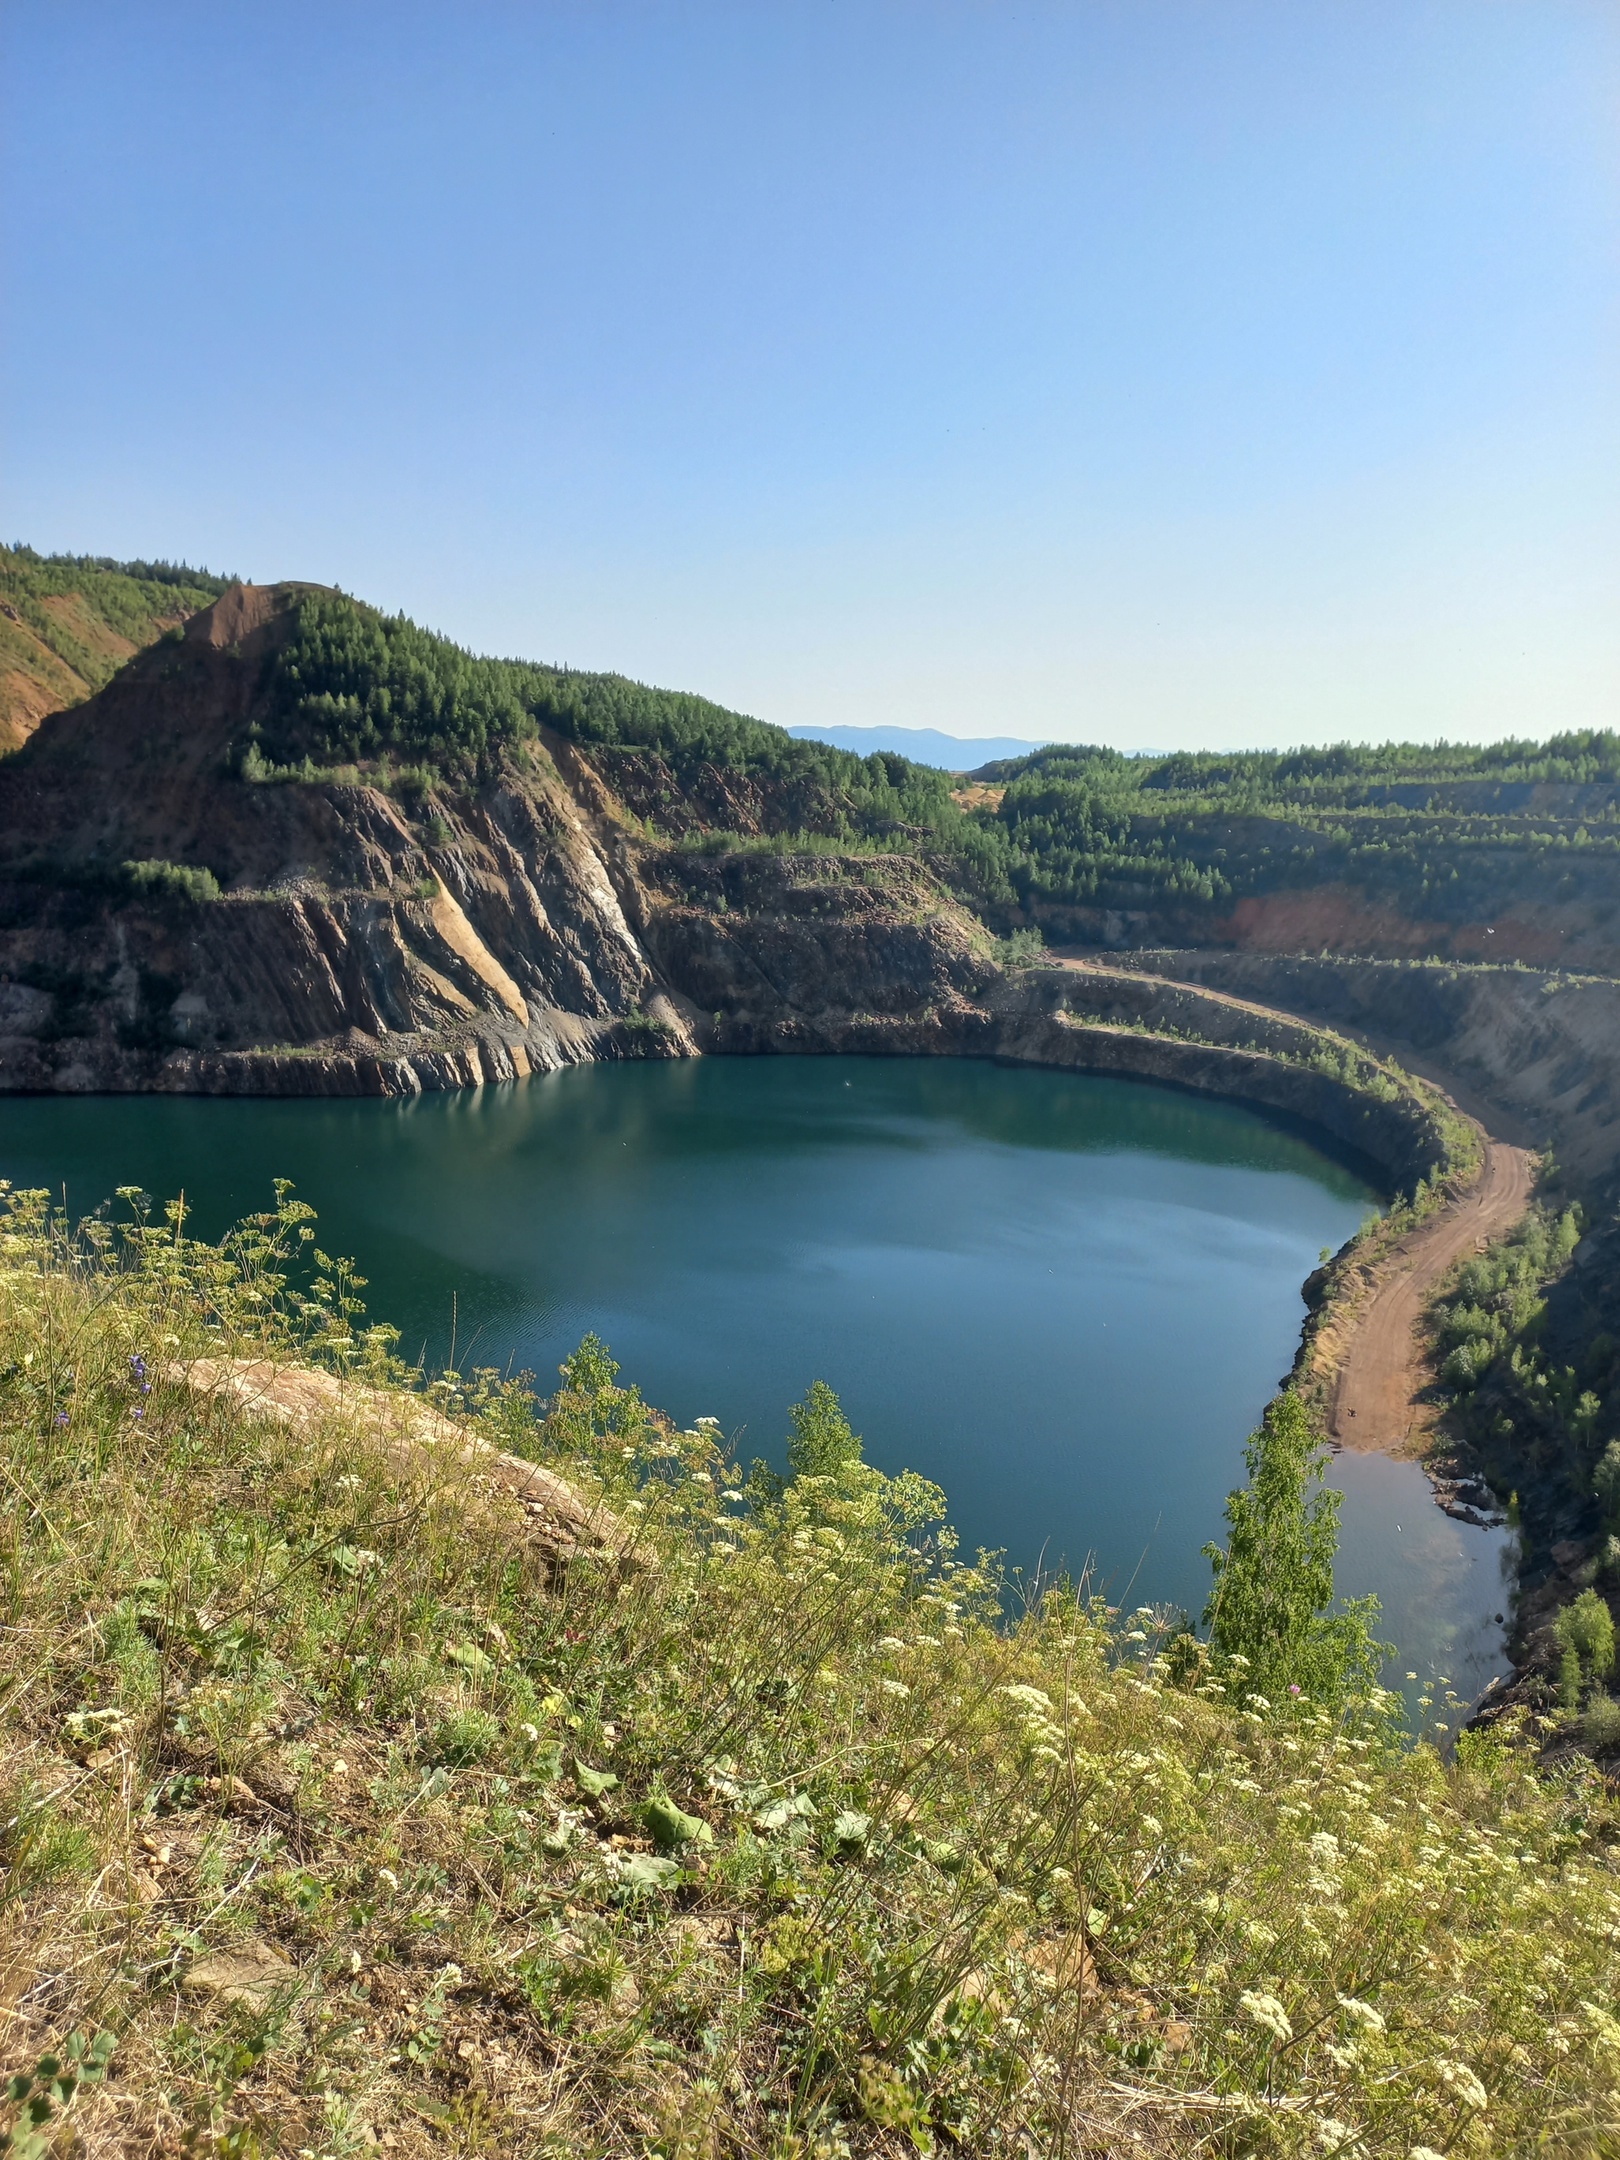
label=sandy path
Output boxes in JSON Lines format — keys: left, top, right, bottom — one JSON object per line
{"left": 1327, "top": 1137, "right": 1535, "bottom": 1453}
{"left": 1044, "top": 952, "right": 1538, "bottom": 1457}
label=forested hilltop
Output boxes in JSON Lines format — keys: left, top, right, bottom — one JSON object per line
{"left": 247, "top": 589, "right": 1007, "bottom": 882}
{"left": 960, "top": 738, "right": 1620, "bottom": 963}
{"left": 0, "top": 546, "right": 230, "bottom": 752}
{"left": 9, "top": 559, "right": 1617, "bottom": 971}
{"left": 221, "top": 584, "right": 1620, "bottom": 971}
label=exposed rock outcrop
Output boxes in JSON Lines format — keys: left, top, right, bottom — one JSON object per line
{"left": 1107, "top": 949, "right": 1620, "bottom": 1194}
{"left": 0, "top": 586, "right": 681, "bottom": 1091}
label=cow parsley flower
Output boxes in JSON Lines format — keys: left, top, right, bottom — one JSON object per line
{"left": 1336, "top": 1994, "right": 1385, "bottom": 2032}
{"left": 1436, "top": 2059, "right": 1488, "bottom": 2111}
{"left": 1238, "top": 1990, "right": 1293, "bottom": 2043}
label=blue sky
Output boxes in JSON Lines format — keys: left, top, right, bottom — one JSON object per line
{"left": 3, "top": 2, "right": 1616, "bottom": 750}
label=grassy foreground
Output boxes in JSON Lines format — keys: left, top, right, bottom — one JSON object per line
{"left": 2, "top": 1192, "right": 1618, "bottom": 2158}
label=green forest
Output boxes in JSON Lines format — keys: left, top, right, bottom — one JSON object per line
{"left": 258, "top": 590, "right": 1620, "bottom": 938}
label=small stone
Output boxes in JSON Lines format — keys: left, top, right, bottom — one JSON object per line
{"left": 184, "top": 1942, "right": 296, "bottom": 2007}
{"left": 203, "top": 1774, "right": 262, "bottom": 1809}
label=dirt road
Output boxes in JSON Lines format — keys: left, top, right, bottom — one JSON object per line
{"left": 1329, "top": 1137, "right": 1535, "bottom": 1453}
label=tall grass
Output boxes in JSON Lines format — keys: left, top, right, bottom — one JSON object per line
{"left": 1, "top": 1188, "right": 1616, "bottom": 2156}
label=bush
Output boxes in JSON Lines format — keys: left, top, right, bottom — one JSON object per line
{"left": 1581, "top": 1692, "right": 1620, "bottom": 1755}
{"left": 1204, "top": 1392, "right": 1387, "bottom": 1707}
{"left": 1555, "top": 1587, "right": 1616, "bottom": 1684}
{"left": 121, "top": 859, "right": 220, "bottom": 905}
{"left": 787, "top": 1378, "right": 863, "bottom": 1480}
{"left": 1594, "top": 1437, "right": 1620, "bottom": 1529}
{"left": 427, "top": 1706, "right": 500, "bottom": 1768}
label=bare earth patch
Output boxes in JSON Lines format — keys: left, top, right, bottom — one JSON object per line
{"left": 1327, "top": 1138, "right": 1536, "bottom": 1455}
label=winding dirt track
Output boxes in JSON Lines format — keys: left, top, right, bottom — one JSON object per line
{"left": 1328, "top": 1138, "right": 1535, "bottom": 1453}
{"left": 1045, "top": 954, "right": 1537, "bottom": 1458}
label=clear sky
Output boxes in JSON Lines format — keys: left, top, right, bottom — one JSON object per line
{"left": 3, "top": 2, "right": 1616, "bottom": 751}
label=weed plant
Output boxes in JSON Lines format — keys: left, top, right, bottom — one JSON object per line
{"left": 2, "top": 1188, "right": 1617, "bottom": 2155}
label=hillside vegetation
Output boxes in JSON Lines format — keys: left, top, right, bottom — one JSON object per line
{"left": 8, "top": 565, "right": 1620, "bottom": 968}
{"left": 3, "top": 1189, "right": 1619, "bottom": 2157}
{"left": 252, "top": 592, "right": 1000, "bottom": 884}
{"left": 0, "top": 548, "right": 230, "bottom": 752}
{"left": 243, "top": 588, "right": 1620, "bottom": 960}
{"left": 961, "top": 741, "right": 1620, "bottom": 946}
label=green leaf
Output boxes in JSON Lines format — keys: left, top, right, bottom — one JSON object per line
{"left": 573, "top": 1758, "right": 618, "bottom": 1796}
{"left": 641, "top": 1793, "right": 713, "bottom": 1850}
{"left": 832, "top": 1809, "right": 872, "bottom": 1847}
{"left": 619, "top": 1853, "right": 681, "bottom": 1894}
{"left": 754, "top": 1791, "right": 816, "bottom": 1834}
{"left": 444, "top": 1640, "right": 493, "bottom": 1677}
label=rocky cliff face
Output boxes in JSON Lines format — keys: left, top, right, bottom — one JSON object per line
{"left": 0, "top": 585, "right": 999, "bottom": 1096}
{"left": 1113, "top": 949, "right": 1620, "bottom": 1196}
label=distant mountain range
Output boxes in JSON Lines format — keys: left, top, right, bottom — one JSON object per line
{"left": 787, "top": 723, "right": 1052, "bottom": 770}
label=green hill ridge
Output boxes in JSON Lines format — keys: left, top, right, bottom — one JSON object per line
{"left": 0, "top": 546, "right": 230, "bottom": 751}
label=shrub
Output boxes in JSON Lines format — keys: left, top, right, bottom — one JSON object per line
{"left": 427, "top": 1706, "right": 500, "bottom": 1768}
{"left": 1555, "top": 1587, "right": 1616, "bottom": 1684}
{"left": 1594, "top": 1437, "right": 1620, "bottom": 1529}
{"left": 1581, "top": 1692, "right": 1620, "bottom": 1755}
{"left": 1204, "top": 1392, "right": 1387, "bottom": 1706}
{"left": 121, "top": 858, "right": 220, "bottom": 905}
{"left": 787, "top": 1377, "right": 863, "bottom": 1480}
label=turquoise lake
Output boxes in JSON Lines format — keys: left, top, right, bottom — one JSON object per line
{"left": 0, "top": 1055, "right": 1516, "bottom": 1697}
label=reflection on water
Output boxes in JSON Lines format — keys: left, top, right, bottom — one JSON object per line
{"left": 0, "top": 1054, "right": 1508, "bottom": 1691}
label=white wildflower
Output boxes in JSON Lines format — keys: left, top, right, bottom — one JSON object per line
{"left": 1436, "top": 2059, "right": 1488, "bottom": 2111}
{"left": 1336, "top": 1995, "right": 1384, "bottom": 2031}
{"left": 999, "top": 1683, "right": 1055, "bottom": 1713}
{"left": 1238, "top": 1990, "right": 1293, "bottom": 2043}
